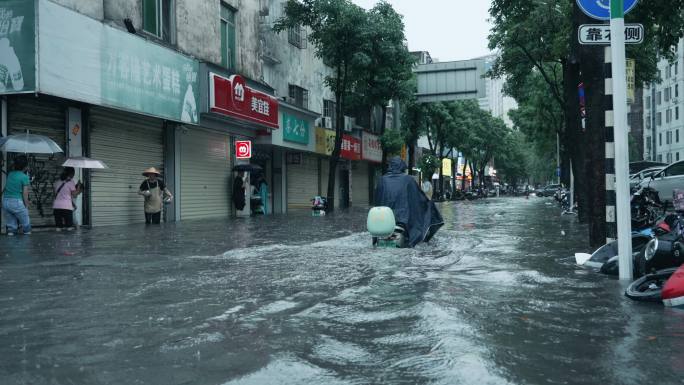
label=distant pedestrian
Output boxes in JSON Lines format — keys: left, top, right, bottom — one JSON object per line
{"left": 2, "top": 155, "right": 31, "bottom": 236}
{"left": 53, "top": 166, "right": 82, "bottom": 231}
{"left": 138, "top": 167, "right": 173, "bottom": 224}
{"left": 258, "top": 176, "right": 269, "bottom": 215}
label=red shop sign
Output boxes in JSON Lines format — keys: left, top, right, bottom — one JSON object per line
{"left": 235, "top": 140, "right": 252, "bottom": 159}
{"left": 341, "top": 135, "right": 362, "bottom": 161}
{"left": 209, "top": 73, "right": 279, "bottom": 129}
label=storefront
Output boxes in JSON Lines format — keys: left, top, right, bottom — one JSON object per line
{"left": 194, "top": 68, "right": 278, "bottom": 218}
{"left": 314, "top": 128, "right": 362, "bottom": 209}
{"left": 355, "top": 131, "right": 382, "bottom": 207}
{"left": 1, "top": 0, "right": 202, "bottom": 227}
{"left": 253, "top": 102, "right": 316, "bottom": 212}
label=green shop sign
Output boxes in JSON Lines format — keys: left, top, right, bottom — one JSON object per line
{"left": 282, "top": 113, "right": 309, "bottom": 144}
{"left": 38, "top": 0, "right": 199, "bottom": 124}
{"left": 0, "top": 0, "right": 36, "bottom": 94}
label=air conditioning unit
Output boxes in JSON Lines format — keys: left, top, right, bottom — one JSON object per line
{"left": 344, "top": 116, "right": 353, "bottom": 132}
{"left": 324, "top": 116, "right": 333, "bottom": 129}
{"left": 315, "top": 117, "right": 323, "bottom": 127}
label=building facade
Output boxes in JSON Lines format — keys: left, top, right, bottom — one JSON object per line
{"left": 0, "top": 0, "right": 380, "bottom": 230}
{"left": 643, "top": 39, "right": 684, "bottom": 164}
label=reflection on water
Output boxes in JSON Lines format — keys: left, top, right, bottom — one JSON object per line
{"left": 1, "top": 198, "right": 683, "bottom": 385}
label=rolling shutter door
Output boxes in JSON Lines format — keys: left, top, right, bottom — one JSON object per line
{"left": 179, "top": 129, "right": 232, "bottom": 220}
{"left": 89, "top": 107, "right": 164, "bottom": 226}
{"left": 8, "top": 97, "right": 66, "bottom": 227}
{"left": 352, "top": 162, "right": 370, "bottom": 206}
{"left": 287, "top": 153, "right": 319, "bottom": 209}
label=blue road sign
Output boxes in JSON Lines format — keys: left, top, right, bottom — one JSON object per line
{"left": 577, "top": 0, "right": 638, "bottom": 21}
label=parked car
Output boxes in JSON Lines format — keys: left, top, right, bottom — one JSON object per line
{"left": 537, "top": 184, "right": 561, "bottom": 197}
{"left": 630, "top": 166, "right": 665, "bottom": 190}
{"left": 639, "top": 161, "right": 684, "bottom": 205}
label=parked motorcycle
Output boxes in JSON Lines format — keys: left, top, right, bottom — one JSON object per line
{"left": 631, "top": 186, "right": 664, "bottom": 230}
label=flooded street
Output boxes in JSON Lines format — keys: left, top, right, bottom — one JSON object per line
{"left": 2, "top": 197, "right": 684, "bottom": 384}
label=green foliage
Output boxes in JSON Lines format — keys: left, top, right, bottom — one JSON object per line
{"left": 418, "top": 154, "right": 440, "bottom": 176}
{"left": 380, "top": 129, "right": 405, "bottom": 156}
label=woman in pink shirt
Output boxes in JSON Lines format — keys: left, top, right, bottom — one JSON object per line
{"left": 53, "top": 167, "right": 82, "bottom": 231}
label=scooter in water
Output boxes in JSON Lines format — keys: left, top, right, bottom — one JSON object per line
{"left": 625, "top": 263, "right": 684, "bottom": 307}
{"left": 367, "top": 206, "right": 408, "bottom": 248}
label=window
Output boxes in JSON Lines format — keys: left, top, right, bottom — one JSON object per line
{"left": 667, "top": 109, "right": 672, "bottom": 123}
{"left": 667, "top": 131, "right": 672, "bottom": 144}
{"left": 668, "top": 153, "right": 673, "bottom": 163}
{"left": 678, "top": 152, "right": 681, "bottom": 162}
{"left": 143, "top": 0, "right": 175, "bottom": 43}
{"left": 288, "top": 84, "right": 309, "bottom": 109}
{"left": 676, "top": 84, "right": 680, "bottom": 98}
{"left": 659, "top": 132, "right": 663, "bottom": 146}
{"left": 220, "top": 3, "right": 237, "bottom": 69}
{"left": 323, "top": 99, "right": 336, "bottom": 128}
{"left": 665, "top": 161, "right": 684, "bottom": 176}
{"left": 646, "top": 116, "right": 651, "bottom": 130}
{"left": 657, "top": 112, "right": 662, "bottom": 126}
{"left": 667, "top": 65, "right": 673, "bottom": 79}
{"left": 677, "top": 107, "right": 680, "bottom": 120}
{"left": 678, "top": 129, "right": 680, "bottom": 143}
{"left": 658, "top": 154, "right": 663, "bottom": 162}
{"left": 665, "top": 87, "right": 671, "bottom": 102}
{"left": 646, "top": 96, "right": 651, "bottom": 109}
{"left": 288, "top": 25, "right": 307, "bottom": 49}
{"left": 646, "top": 137, "right": 652, "bottom": 151}
{"left": 677, "top": 62, "right": 679, "bottom": 76}
{"left": 657, "top": 91, "right": 662, "bottom": 105}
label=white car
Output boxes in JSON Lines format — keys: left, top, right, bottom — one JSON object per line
{"left": 638, "top": 161, "right": 684, "bottom": 204}
{"left": 630, "top": 166, "right": 665, "bottom": 189}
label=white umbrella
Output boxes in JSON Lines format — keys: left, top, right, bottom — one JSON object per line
{"left": 0, "top": 132, "right": 63, "bottom": 154}
{"left": 62, "top": 157, "right": 108, "bottom": 169}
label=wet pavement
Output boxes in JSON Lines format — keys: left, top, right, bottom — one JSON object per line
{"left": 1, "top": 197, "right": 684, "bottom": 385}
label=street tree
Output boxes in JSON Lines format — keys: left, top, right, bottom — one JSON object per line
{"left": 488, "top": 0, "right": 684, "bottom": 246}
{"left": 274, "top": 0, "right": 367, "bottom": 211}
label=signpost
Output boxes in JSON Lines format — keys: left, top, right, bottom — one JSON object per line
{"left": 577, "top": 0, "right": 638, "bottom": 280}
{"left": 578, "top": 24, "right": 643, "bottom": 45}
{"left": 577, "top": 0, "right": 637, "bottom": 20}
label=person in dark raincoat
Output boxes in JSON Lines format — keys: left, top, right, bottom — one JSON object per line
{"left": 233, "top": 171, "right": 247, "bottom": 211}
{"left": 374, "top": 157, "right": 444, "bottom": 247}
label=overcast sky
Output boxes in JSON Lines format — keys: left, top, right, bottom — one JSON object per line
{"left": 351, "top": 0, "right": 493, "bottom": 62}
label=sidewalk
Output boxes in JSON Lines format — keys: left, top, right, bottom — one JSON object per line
{"left": 0, "top": 209, "right": 369, "bottom": 263}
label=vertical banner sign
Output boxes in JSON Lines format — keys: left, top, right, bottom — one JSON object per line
{"left": 578, "top": 82, "right": 587, "bottom": 130}
{"left": 626, "top": 59, "right": 635, "bottom": 104}
{"left": 235, "top": 140, "right": 252, "bottom": 159}
{"left": 0, "top": 0, "right": 35, "bottom": 94}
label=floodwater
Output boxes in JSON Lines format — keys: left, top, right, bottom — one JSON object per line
{"left": 1, "top": 198, "right": 684, "bottom": 385}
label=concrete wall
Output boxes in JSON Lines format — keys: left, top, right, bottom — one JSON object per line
{"left": 53, "top": 0, "right": 103, "bottom": 20}
{"left": 260, "top": 0, "right": 334, "bottom": 114}
{"left": 176, "top": 0, "right": 221, "bottom": 64}
{"left": 103, "top": 0, "right": 140, "bottom": 33}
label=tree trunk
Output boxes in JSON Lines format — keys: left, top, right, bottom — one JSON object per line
{"left": 327, "top": 86, "right": 345, "bottom": 212}
{"left": 574, "top": 2, "right": 606, "bottom": 247}
{"left": 380, "top": 104, "right": 389, "bottom": 173}
{"left": 461, "top": 158, "right": 467, "bottom": 191}
{"left": 408, "top": 138, "right": 416, "bottom": 175}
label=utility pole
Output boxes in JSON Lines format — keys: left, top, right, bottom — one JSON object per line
{"left": 610, "top": 0, "right": 634, "bottom": 280}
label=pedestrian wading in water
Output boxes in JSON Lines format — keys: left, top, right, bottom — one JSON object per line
{"left": 138, "top": 167, "right": 173, "bottom": 224}
{"left": 1, "top": 155, "right": 31, "bottom": 236}
{"left": 53, "top": 166, "right": 82, "bottom": 231}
